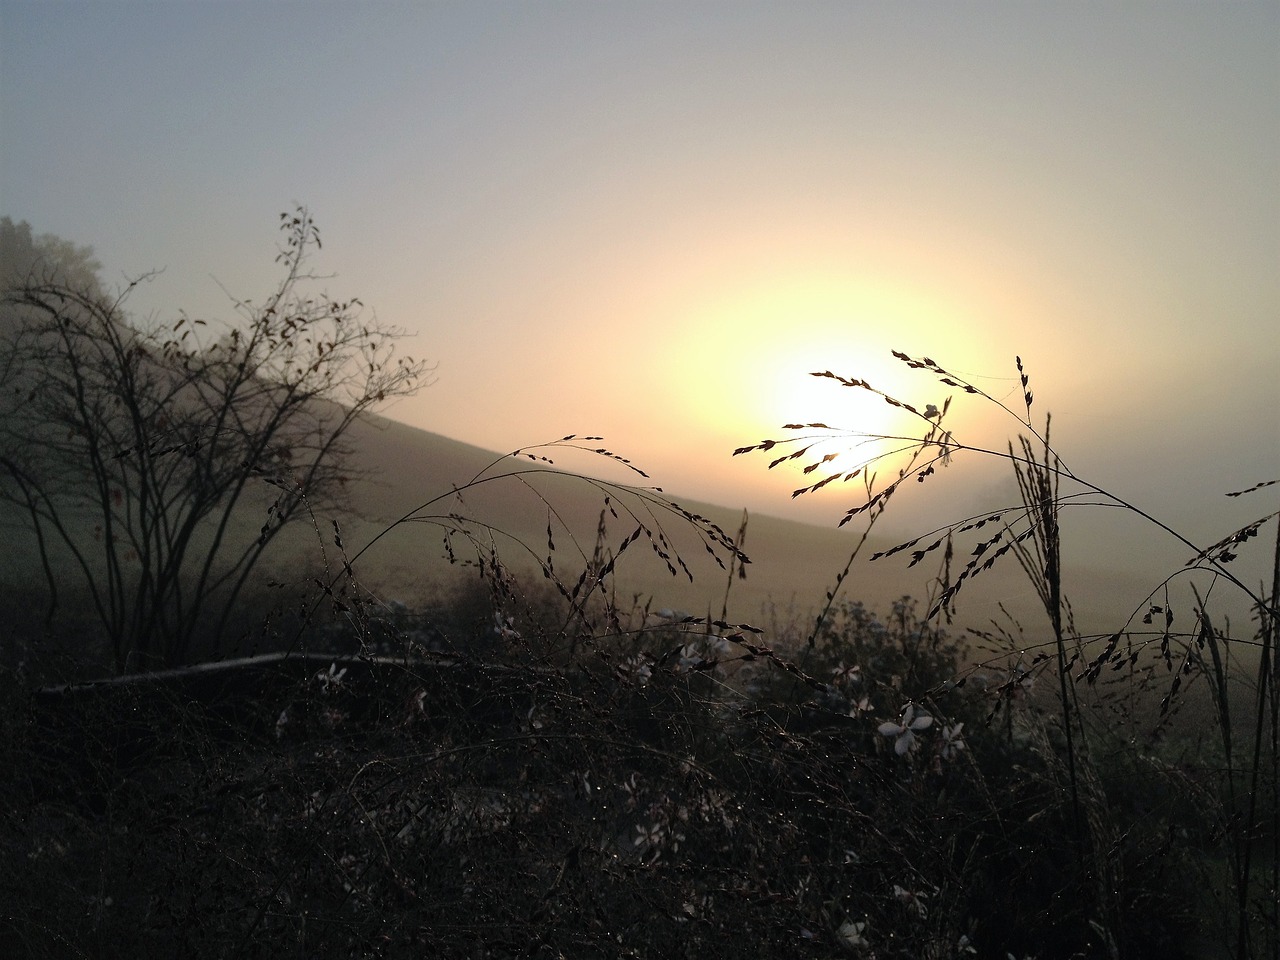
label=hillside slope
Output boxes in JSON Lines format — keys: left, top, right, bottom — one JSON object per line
{"left": 331, "top": 414, "right": 1152, "bottom": 637}
{"left": 0, "top": 409, "right": 1156, "bottom": 653}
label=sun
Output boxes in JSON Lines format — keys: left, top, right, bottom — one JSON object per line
{"left": 761, "top": 359, "right": 939, "bottom": 480}
{"left": 774, "top": 362, "right": 914, "bottom": 436}
{"left": 657, "top": 269, "right": 966, "bottom": 502}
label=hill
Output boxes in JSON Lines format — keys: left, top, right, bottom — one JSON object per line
{"left": 321, "top": 414, "right": 1153, "bottom": 640}
{"left": 0, "top": 407, "right": 1158, "bottom": 657}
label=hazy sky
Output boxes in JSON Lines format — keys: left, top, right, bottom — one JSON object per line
{"left": 3, "top": 1, "right": 1277, "bottom": 561}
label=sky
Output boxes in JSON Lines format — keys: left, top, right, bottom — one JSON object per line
{"left": 2, "top": 1, "right": 1278, "bottom": 575}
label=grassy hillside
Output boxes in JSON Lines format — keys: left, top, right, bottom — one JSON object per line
{"left": 4, "top": 414, "right": 1272, "bottom": 960}
{"left": 321, "top": 413, "right": 1154, "bottom": 637}
{"left": 0, "top": 409, "right": 1156, "bottom": 665}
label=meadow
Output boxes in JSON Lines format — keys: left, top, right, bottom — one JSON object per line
{"left": 2, "top": 358, "right": 1275, "bottom": 960}
{"left": 1, "top": 214, "right": 1273, "bottom": 959}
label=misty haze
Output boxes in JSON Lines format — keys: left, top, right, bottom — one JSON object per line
{"left": 1, "top": 3, "right": 1276, "bottom": 959}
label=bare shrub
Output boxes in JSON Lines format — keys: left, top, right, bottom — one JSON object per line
{"left": 0, "top": 209, "right": 429, "bottom": 669}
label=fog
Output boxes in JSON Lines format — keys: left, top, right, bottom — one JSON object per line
{"left": 3, "top": 1, "right": 1276, "bottom": 592}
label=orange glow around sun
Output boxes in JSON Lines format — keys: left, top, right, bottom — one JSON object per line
{"left": 649, "top": 270, "right": 976, "bottom": 504}
{"left": 671, "top": 273, "right": 959, "bottom": 440}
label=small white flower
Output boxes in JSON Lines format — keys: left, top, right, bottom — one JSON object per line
{"left": 634, "top": 822, "right": 664, "bottom": 849}
{"left": 940, "top": 723, "right": 966, "bottom": 759}
{"left": 836, "top": 919, "right": 869, "bottom": 951}
{"left": 316, "top": 662, "right": 347, "bottom": 693}
{"left": 621, "top": 772, "right": 641, "bottom": 805}
{"left": 493, "top": 611, "right": 521, "bottom": 641}
{"left": 878, "top": 704, "right": 934, "bottom": 755}
{"left": 831, "top": 663, "right": 862, "bottom": 685}
{"left": 676, "top": 642, "right": 702, "bottom": 673}
{"left": 526, "top": 702, "right": 548, "bottom": 731}
{"left": 708, "top": 633, "right": 733, "bottom": 656}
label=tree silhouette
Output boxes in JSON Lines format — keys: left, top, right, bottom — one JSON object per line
{"left": 0, "top": 208, "right": 429, "bottom": 669}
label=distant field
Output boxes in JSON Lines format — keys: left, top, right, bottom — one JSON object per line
{"left": 281, "top": 414, "right": 1158, "bottom": 639}
{"left": 0, "top": 410, "right": 1161, "bottom": 657}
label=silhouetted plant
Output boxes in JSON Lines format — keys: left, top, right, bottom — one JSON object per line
{"left": 737, "top": 350, "right": 1278, "bottom": 958}
{"left": 8, "top": 257, "right": 1279, "bottom": 960}
{"left": 0, "top": 209, "right": 430, "bottom": 669}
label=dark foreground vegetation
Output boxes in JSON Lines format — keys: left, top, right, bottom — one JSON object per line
{"left": 0, "top": 591, "right": 1234, "bottom": 959}
{"left": 1, "top": 212, "right": 1275, "bottom": 958}
{"left": 2, "top": 575, "right": 1273, "bottom": 959}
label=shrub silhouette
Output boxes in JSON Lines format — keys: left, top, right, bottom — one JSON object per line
{"left": 0, "top": 209, "right": 429, "bottom": 669}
